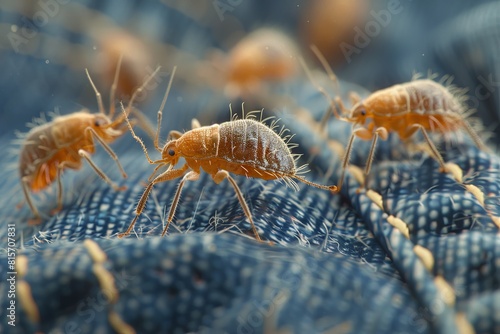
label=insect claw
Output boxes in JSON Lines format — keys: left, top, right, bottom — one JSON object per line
{"left": 329, "top": 185, "right": 339, "bottom": 193}
{"left": 116, "top": 185, "right": 128, "bottom": 191}
{"left": 117, "top": 232, "right": 128, "bottom": 239}
{"left": 49, "top": 206, "right": 62, "bottom": 216}
{"left": 28, "top": 217, "right": 42, "bottom": 226}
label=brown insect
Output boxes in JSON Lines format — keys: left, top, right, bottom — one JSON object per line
{"left": 18, "top": 57, "right": 160, "bottom": 223}
{"left": 302, "top": 46, "right": 489, "bottom": 191}
{"left": 118, "top": 67, "right": 337, "bottom": 241}
{"left": 96, "top": 28, "right": 153, "bottom": 99}
{"left": 204, "top": 28, "right": 299, "bottom": 99}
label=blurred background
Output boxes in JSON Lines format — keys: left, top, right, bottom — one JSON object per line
{"left": 1, "top": 0, "right": 499, "bottom": 140}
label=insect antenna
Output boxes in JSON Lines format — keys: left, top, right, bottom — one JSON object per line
{"left": 292, "top": 175, "right": 337, "bottom": 192}
{"left": 108, "top": 53, "right": 123, "bottom": 118}
{"left": 85, "top": 68, "right": 106, "bottom": 115}
{"left": 310, "top": 45, "right": 341, "bottom": 99}
{"left": 112, "top": 66, "right": 162, "bottom": 126}
{"left": 155, "top": 66, "right": 177, "bottom": 152}
{"left": 298, "top": 48, "right": 344, "bottom": 128}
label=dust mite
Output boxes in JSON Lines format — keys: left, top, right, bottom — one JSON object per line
{"left": 18, "top": 56, "right": 160, "bottom": 223}
{"left": 301, "top": 45, "right": 488, "bottom": 191}
{"left": 118, "top": 67, "right": 337, "bottom": 242}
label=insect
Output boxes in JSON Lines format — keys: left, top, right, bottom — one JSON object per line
{"left": 300, "top": 0, "right": 370, "bottom": 65}
{"left": 18, "top": 57, "right": 160, "bottom": 223}
{"left": 118, "top": 67, "right": 337, "bottom": 241}
{"left": 205, "top": 28, "right": 299, "bottom": 99}
{"left": 302, "top": 46, "right": 489, "bottom": 191}
{"left": 96, "top": 28, "right": 153, "bottom": 99}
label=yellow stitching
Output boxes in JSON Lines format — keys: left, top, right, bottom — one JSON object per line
{"left": 491, "top": 216, "right": 500, "bottom": 229}
{"left": 17, "top": 280, "right": 40, "bottom": 323}
{"left": 109, "top": 311, "right": 136, "bottom": 334}
{"left": 262, "top": 290, "right": 293, "bottom": 334}
{"left": 16, "top": 255, "right": 28, "bottom": 279}
{"left": 386, "top": 215, "right": 410, "bottom": 239}
{"left": 455, "top": 312, "right": 476, "bottom": 334}
{"left": 444, "top": 162, "right": 463, "bottom": 183}
{"left": 83, "top": 240, "right": 118, "bottom": 303}
{"left": 348, "top": 165, "right": 364, "bottom": 186}
{"left": 321, "top": 322, "right": 353, "bottom": 334}
{"left": 84, "top": 239, "right": 108, "bottom": 264}
{"left": 366, "top": 189, "right": 383, "bottom": 209}
{"left": 465, "top": 184, "right": 484, "bottom": 206}
{"left": 92, "top": 264, "right": 118, "bottom": 304}
{"left": 434, "top": 275, "right": 455, "bottom": 306}
{"left": 413, "top": 245, "right": 434, "bottom": 271}
{"left": 464, "top": 184, "right": 500, "bottom": 228}
{"left": 83, "top": 236, "right": 135, "bottom": 332}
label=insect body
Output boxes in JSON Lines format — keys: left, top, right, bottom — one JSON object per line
{"left": 118, "top": 70, "right": 337, "bottom": 241}
{"left": 205, "top": 28, "right": 299, "bottom": 99}
{"left": 19, "top": 59, "right": 160, "bottom": 223}
{"left": 334, "top": 79, "right": 488, "bottom": 190}
{"left": 302, "top": 48, "right": 488, "bottom": 191}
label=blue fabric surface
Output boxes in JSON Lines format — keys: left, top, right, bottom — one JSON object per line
{"left": 1, "top": 1, "right": 500, "bottom": 333}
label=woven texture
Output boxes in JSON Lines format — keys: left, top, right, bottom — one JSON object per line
{"left": 1, "top": 1, "right": 500, "bottom": 333}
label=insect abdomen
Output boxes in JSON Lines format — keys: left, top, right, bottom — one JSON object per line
{"left": 405, "top": 80, "right": 462, "bottom": 115}
{"left": 19, "top": 123, "right": 85, "bottom": 192}
{"left": 217, "top": 119, "right": 295, "bottom": 174}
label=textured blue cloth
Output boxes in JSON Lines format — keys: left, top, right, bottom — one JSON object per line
{"left": 1, "top": 1, "right": 500, "bottom": 333}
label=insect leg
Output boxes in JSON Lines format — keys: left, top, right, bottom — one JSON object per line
{"left": 78, "top": 149, "right": 126, "bottom": 191}
{"left": 461, "top": 119, "right": 490, "bottom": 152}
{"left": 163, "top": 170, "right": 200, "bottom": 237}
{"left": 407, "top": 124, "right": 447, "bottom": 172}
{"left": 363, "top": 127, "right": 388, "bottom": 189}
{"left": 212, "top": 170, "right": 262, "bottom": 241}
{"left": 118, "top": 164, "right": 189, "bottom": 238}
{"left": 55, "top": 160, "right": 81, "bottom": 214}
{"left": 85, "top": 127, "right": 127, "bottom": 178}
{"left": 336, "top": 131, "right": 357, "bottom": 192}
{"left": 338, "top": 128, "right": 379, "bottom": 191}
{"left": 21, "top": 176, "right": 41, "bottom": 224}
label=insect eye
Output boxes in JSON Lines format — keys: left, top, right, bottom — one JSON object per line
{"left": 360, "top": 109, "right": 366, "bottom": 116}
{"left": 168, "top": 149, "right": 175, "bottom": 156}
